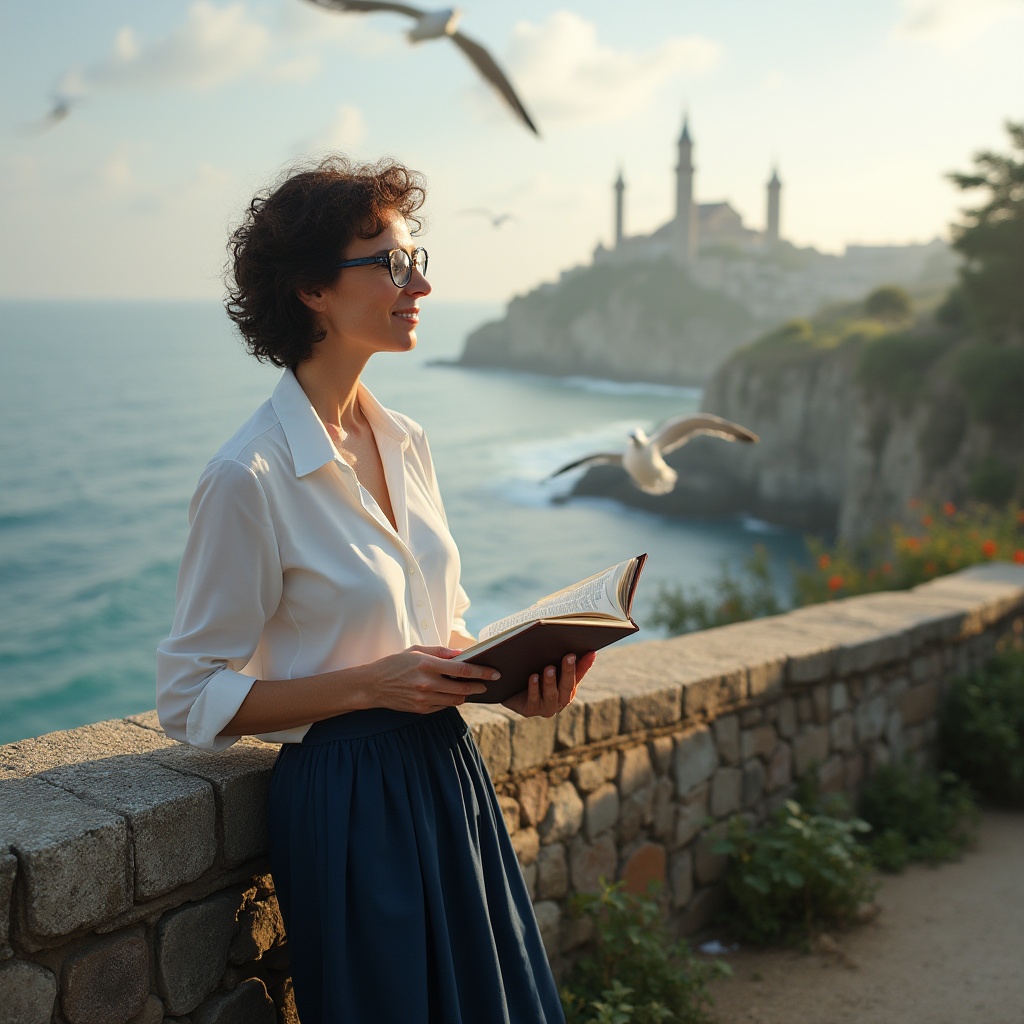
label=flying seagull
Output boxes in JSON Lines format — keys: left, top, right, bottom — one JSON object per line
{"left": 303, "top": 2, "right": 539, "bottom": 136}
{"left": 549, "top": 413, "right": 760, "bottom": 496}
{"left": 459, "top": 207, "right": 516, "bottom": 228}
{"left": 22, "top": 95, "right": 78, "bottom": 134}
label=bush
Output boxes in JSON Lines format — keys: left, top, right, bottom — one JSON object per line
{"left": 714, "top": 801, "right": 876, "bottom": 946}
{"left": 864, "top": 286, "right": 912, "bottom": 322}
{"left": 956, "top": 345, "right": 1024, "bottom": 427}
{"left": 560, "top": 881, "right": 726, "bottom": 1024}
{"left": 856, "top": 329, "right": 952, "bottom": 410}
{"left": 858, "top": 757, "right": 978, "bottom": 872}
{"left": 969, "top": 455, "right": 1018, "bottom": 504}
{"left": 941, "top": 648, "right": 1024, "bottom": 807}
{"left": 649, "top": 545, "right": 785, "bottom": 634}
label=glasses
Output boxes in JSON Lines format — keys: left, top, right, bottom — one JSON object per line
{"left": 335, "top": 247, "right": 428, "bottom": 288}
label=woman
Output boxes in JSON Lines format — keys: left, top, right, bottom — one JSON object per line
{"left": 156, "top": 156, "right": 595, "bottom": 1023}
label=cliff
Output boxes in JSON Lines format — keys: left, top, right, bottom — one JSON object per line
{"left": 569, "top": 303, "right": 1024, "bottom": 544}
{"left": 459, "top": 259, "right": 763, "bottom": 387}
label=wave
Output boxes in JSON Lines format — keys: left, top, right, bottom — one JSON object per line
{"left": 559, "top": 376, "right": 704, "bottom": 400}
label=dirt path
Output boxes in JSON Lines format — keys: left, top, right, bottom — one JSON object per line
{"left": 704, "top": 811, "right": 1024, "bottom": 1024}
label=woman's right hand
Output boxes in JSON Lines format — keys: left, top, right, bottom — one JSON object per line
{"left": 362, "top": 646, "right": 497, "bottom": 713}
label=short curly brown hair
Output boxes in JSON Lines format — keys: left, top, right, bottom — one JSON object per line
{"left": 224, "top": 155, "right": 426, "bottom": 367}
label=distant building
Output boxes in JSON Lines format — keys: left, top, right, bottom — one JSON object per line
{"left": 591, "top": 115, "right": 956, "bottom": 322}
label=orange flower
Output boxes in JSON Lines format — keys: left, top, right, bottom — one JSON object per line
{"left": 943, "top": 502, "right": 956, "bottom": 517}
{"left": 818, "top": 553, "right": 831, "bottom": 570}
{"left": 921, "top": 515, "right": 933, "bottom": 528}
{"left": 827, "top": 575, "right": 844, "bottom": 592}
{"left": 982, "top": 539, "right": 998, "bottom": 558}
{"left": 881, "top": 562, "right": 893, "bottom": 575}
{"left": 1014, "top": 550, "right": 1024, "bottom": 564}
{"left": 900, "top": 536, "right": 922, "bottom": 552}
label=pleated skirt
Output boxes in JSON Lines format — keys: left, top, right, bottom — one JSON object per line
{"left": 267, "top": 706, "right": 565, "bottom": 1024}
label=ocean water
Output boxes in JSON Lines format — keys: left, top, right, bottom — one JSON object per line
{"left": 0, "top": 300, "right": 808, "bottom": 744}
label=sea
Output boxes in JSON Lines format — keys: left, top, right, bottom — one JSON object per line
{"left": 0, "top": 299, "right": 808, "bottom": 745}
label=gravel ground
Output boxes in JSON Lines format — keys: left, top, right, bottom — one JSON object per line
{"left": 704, "top": 811, "right": 1024, "bottom": 1024}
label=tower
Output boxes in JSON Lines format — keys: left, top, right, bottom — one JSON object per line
{"left": 614, "top": 169, "right": 625, "bottom": 248}
{"left": 674, "top": 116, "right": 697, "bottom": 263}
{"left": 766, "top": 166, "right": 781, "bottom": 246}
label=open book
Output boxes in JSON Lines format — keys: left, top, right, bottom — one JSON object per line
{"left": 454, "top": 553, "right": 647, "bottom": 704}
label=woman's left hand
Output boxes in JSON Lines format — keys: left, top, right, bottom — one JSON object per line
{"left": 502, "top": 651, "right": 597, "bottom": 718}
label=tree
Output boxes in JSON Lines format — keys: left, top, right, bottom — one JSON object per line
{"left": 864, "top": 286, "right": 912, "bottom": 322}
{"left": 948, "top": 121, "right": 1024, "bottom": 344}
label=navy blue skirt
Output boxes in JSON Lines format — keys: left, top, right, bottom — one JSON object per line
{"left": 267, "top": 706, "right": 565, "bottom": 1024}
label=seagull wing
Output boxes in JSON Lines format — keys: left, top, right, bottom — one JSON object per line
{"left": 304, "top": 0, "right": 425, "bottom": 17}
{"left": 651, "top": 413, "right": 760, "bottom": 456}
{"left": 548, "top": 453, "right": 623, "bottom": 478}
{"left": 449, "top": 31, "right": 540, "bottom": 135}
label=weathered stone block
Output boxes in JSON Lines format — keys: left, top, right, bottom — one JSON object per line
{"left": 618, "top": 787, "right": 653, "bottom": 845}
{"left": 681, "top": 667, "right": 745, "bottom": 721}
{"left": 506, "top": 715, "right": 557, "bottom": 774}
{"left": 673, "top": 784, "right": 709, "bottom": 849}
{"left": 710, "top": 767, "right": 742, "bottom": 818}
{"left": 580, "top": 686, "right": 621, "bottom": 742}
{"left": 819, "top": 755, "right": 845, "bottom": 794}
{"left": 126, "top": 994, "right": 164, "bottom": 1024}
{"left": 776, "top": 698, "right": 797, "bottom": 738}
{"left": 497, "top": 795, "right": 519, "bottom": 835}
{"left": 512, "top": 827, "right": 540, "bottom": 867}
{"left": 902, "top": 681, "right": 938, "bottom": 726}
{"left": 740, "top": 707, "right": 763, "bottom": 727}
{"left": 0, "top": 777, "right": 131, "bottom": 943}
{"left": 458, "top": 704, "right": 511, "bottom": 778}
{"left": 192, "top": 978, "right": 276, "bottom": 1024}
{"left": 673, "top": 726, "right": 717, "bottom": 796}
{"left": 855, "top": 695, "right": 888, "bottom": 743}
{"left": 618, "top": 744, "right": 653, "bottom": 797}
{"left": 584, "top": 784, "right": 619, "bottom": 840}
{"left": 693, "top": 823, "right": 728, "bottom": 885}
{"left": 669, "top": 848, "right": 694, "bottom": 909}
{"left": 830, "top": 712, "right": 855, "bottom": 753}
{"left": 765, "top": 742, "right": 792, "bottom": 792}
{"left": 811, "top": 684, "right": 831, "bottom": 724}
{"left": 229, "top": 897, "right": 285, "bottom": 965}
{"left": 156, "top": 893, "right": 239, "bottom": 1015}
{"left": 621, "top": 842, "right": 666, "bottom": 895}
{"left": 650, "top": 777, "right": 676, "bottom": 840}
{"left": 42, "top": 760, "right": 215, "bottom": 901}
{"left": 831, "top": 682, "right": 849, "bottom": 713}
{"left": 741, "top": 724, "right": 777, "bottom": 761}
{"left": 539, "top": 782, "right": 584, "bottom": 844}
{"left": 555, "top": 697, "right": 586, "bottom": 750}
{"left": 569, "top": 834, "right": 617, "bottom": 894}
{"left": 536, "top": 844, "right": 568, "bottom": 901}
{"left": 649, "top": 736, "right": 673, "bottom": 776}
{"left": 153, "top": 743, "right": 277, "bottom": 866}
{"left": 572, "top": 751, "right": 616, "bottom": 794}
{"left": 617, "top": 676, "right": 682, "bottom": 732}
{"left": 60, "top": 927, "right": 149, "bottom": 1024}
{"left": 742, "top": 759, "right": 765, "bottom": 808}
{"left": 0, "top": 851, "right": 15, "bottom": 960}
{"left": 533, "top": 901, "right": 561, "bottom": 962}
{"left": 0, "top": 959, "right": 57, "bottom": 1023}
{"left": 713, "top": 716, "right": 740, "bottom": 766}
{"left": 516, "top": 775, "right": 550, "bottom": 827}
{"left": 792, "top": 725, "right": 829, "bottom": 778}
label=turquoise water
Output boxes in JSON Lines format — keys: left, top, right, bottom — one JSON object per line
{"left": 0, "top": 300, "right": 807, "bottom": 743}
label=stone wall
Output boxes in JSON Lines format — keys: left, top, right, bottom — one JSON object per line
{"left": 2, "top": 563, "right": 1023, "bottom": 1024}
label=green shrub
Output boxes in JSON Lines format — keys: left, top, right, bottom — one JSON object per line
{"left": 864, "top": 285, "right": 912, "bottom": 322}
{"left": 956, "top": 345, "right": 1024, "bottom": 427}
{"left": 714, "top": 801, "right": 876, "bottom": 946}
{"left": 560, "top": 881, "right": 726, "bottom": 1024}
{"left": 856, "top": 329, "right": 952, "bottom": 410}
{"left": 858, "top": 758, "right": 978, "bottom": 871}
{"left": 969, "top": 455, "right": 1018, "bottom": 504}
{"left": 940, "top": 648, "right": 1024, "bottom": 806}
{"left": 649, "top": 545, "right": 785, "bottom": 635}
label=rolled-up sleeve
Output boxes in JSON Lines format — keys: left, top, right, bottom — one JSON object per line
{"left": 157, "top": 458, "right": 283, "bottom": 751}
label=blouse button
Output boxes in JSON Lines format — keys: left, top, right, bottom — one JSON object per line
{"left": 420, "top": 619, "right": 429, "bottom": 628}
{"left": 408, "top": 566, "right": 417, "bottom": 575}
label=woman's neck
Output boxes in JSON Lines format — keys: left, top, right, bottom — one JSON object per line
{"left": 294, "top": 351, "right": 369, "bottom": 436}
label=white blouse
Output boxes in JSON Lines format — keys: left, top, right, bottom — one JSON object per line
{"left": 157, "top": 369, "right": 470, "bottom": 752}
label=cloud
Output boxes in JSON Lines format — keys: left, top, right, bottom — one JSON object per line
{"left": 65, "top": 1, "right": 273, "bottom": 93}
{"left": 892, "top": 0, "right": 1024, "bottom": 45}
{"left": 311, "top": 104, "right": 368, "bottom": 151}
{"left": 501, "top": 12, "right": 720, "bottom": 125}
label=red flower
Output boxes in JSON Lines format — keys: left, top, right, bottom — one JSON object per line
{"left": 818, "top": 553, "right": 832, "bottom": 570}
{"left": 1014, "top": 550, "right": 1024, "bottom": 564}
{"left": 982, "top": 539, "right": 998, "bottom": 558}
{"left": 827, "top": 575, "right": 844, "bottom": 592}
{"left": 943, "top": 502, "right": 956, "bottom": 517}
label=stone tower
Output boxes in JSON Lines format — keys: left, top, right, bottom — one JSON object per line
{"left": 674, "top": 116, "right": 696, "bottom": 263}
{"left": 614, "top": 169, "right": 625, "bottom": 248}
{"left": 766, "top": 166, "right": 782, "bottom": 246}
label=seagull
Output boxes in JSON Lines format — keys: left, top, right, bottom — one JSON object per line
{"left": 303, "top": 2, "right": 539, "bottom": 136}
{"left": 549, "top": 413, "right": 760, "bottom": 496}
{"left": 22, "top": 95, "right": 78, "bottom": 134}
{"left": 459, "top": 207, "right": 516, "bottom": 228}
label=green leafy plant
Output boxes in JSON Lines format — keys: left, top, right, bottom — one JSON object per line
{"left": 714, "top": 801, "right": 876, "bottom": 946}
{"left": 560, "top": 881, "right": 726, "bottom": 1024}
{"left": 940, "top": 647, "right": 1024, "bottom": 807}
{"left": 858, "top": 757, "right": 979, "bottom": 872}
{"left": 649, "top": 545, "right": 785, "bottom": 635}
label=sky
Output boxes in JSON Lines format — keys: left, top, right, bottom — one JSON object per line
{"left": 1, "top": 0, "right": 1022, "bottom": 305}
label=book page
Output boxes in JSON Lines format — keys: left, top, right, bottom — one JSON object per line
{"left": 478, "top": 559, "right": 631, "bottom": 642}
